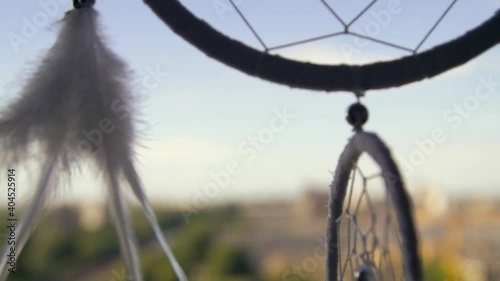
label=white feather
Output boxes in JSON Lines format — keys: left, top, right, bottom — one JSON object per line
{"left": 124, "top": 159, "right": 188, "bottom": 281}
{"left": 0, "top": 150, "right": 58, "bottom": 281}
{"left": 0, "top": 7, "right": 187, "bottom": 281}
{"left": 104, "top": 149, "right": 143, "bottom": 281}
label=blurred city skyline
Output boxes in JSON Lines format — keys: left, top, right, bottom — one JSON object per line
{"left": 4, "top": 187, "right": 499, "bottom": 281}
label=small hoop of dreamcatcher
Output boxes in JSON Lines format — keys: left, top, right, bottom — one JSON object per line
{"left": 327, "top": 100, "right": 421, "bottom": 281}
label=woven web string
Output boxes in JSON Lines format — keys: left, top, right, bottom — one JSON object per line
{"left": 337, "top": 162, "right": 405, "bottom": 281}
{"left": 228, "top": 0, "right": 458, "bottom": 53}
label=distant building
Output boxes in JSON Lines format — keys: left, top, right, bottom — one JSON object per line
{"left": 52, "top": 205, "right": 79, "bottom": 230}
{"left": 79, "top": 203, "right": 106, "bottom": 231}
{"left": 420, "top": 185, "right": 449, "bottom": 219}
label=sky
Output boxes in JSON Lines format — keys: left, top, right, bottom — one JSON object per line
{"left": 0, "top": 1, "right": 499, "bottom": 208}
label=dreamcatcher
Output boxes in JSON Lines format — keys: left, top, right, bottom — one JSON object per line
{"left": 141, "top": 1, "right": 499, "bottom": 280}
{"left": 0, "top": 0, "right": 499, "bottom": 281}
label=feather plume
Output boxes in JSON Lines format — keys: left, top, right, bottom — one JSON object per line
{"left": 0, "top": 7, "right": 187, "bottom": 281}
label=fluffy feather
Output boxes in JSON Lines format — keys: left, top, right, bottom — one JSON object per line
{"left": 0, "top": 150, "right": 58, "bottom": 281}
{"left": 0, "top": 7, "right": 187, "bottom": 281}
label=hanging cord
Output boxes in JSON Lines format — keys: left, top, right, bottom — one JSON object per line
{"left": 354, "top": 90, "right": 365, "bottom": 102}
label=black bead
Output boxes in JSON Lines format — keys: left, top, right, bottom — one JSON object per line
{"left": 355, "top": 265, "right": 375, "bottom": 281}
{"left": 346, "top": 102, "right": 369, "bottom": 129}
{"left": 74, "top": 0, "right": 96, "bottom": 9}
